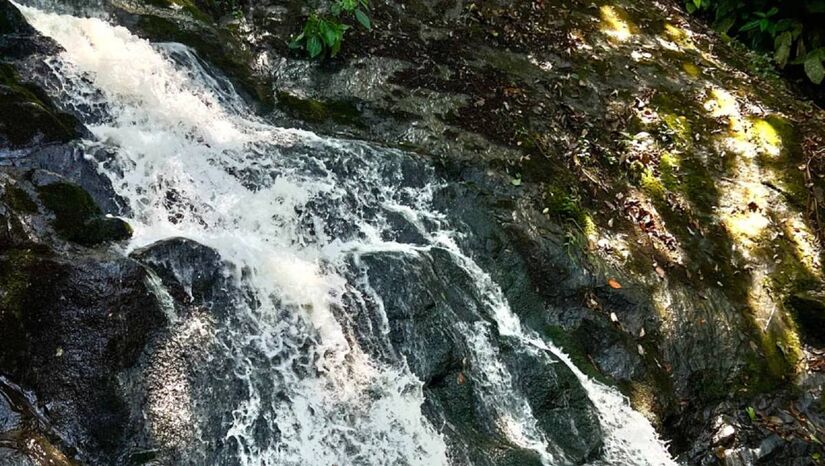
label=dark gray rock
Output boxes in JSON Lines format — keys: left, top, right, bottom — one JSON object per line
{"left": 0, "top": 167, "right": 166, "bottom": 464}
{"left": 131, "top": 237, "right": 230, "bottom": 309}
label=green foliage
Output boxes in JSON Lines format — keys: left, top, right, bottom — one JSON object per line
{"left": 685, "top": 0, "right": 825, "bottom": 84}
{"left": 290, "top": 0, "right": 371, "bottom": 59}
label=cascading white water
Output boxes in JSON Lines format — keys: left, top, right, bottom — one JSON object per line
{"left": 19, "top": 3, "right": 678, "bottom": 465}
{"left": 423, "top": 230, "right": 677, "bottom": 466}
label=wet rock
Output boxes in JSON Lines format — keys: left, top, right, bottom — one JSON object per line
{"left": 0, "top": 0, "right": 34, "bottom": 35}
{"left": 0, "top": 376, "right": 74, "bottom": 466}
{"left": 3, "top": 0, "right": 825, "bottom": 462}
{"left": 0, "top": 63, "right": 78, "bottom": 149}
{"left": 0, "top": 168, "right": 166, "bottom": 464}
{"left": 364, "top": 244, "right": 603, "bottom": 464}
{"left": 11, "top": 144, "right": 125, "bottom": 214}
{"left": 0, "top": 250, "right": 165, "bottom": 461}
{"left": 131, "top": 237, "right": 230, "bottom": 309}
{"left": 504, "top": 346, "right": 603, "bottom": 462}
{"left": 757, "top": 434, "right": 783, "bottom": 460}
{"left": 33, "top": 172, "right": 132, "bottom": 246}
{"left": 0, "top": 1, "right": 78, "bottom": 149}
{"left": 108, "top": 0, "right": 272, "bottom": 108}
{"left": 711, "top": 417, "right": 736, "bottom": 447}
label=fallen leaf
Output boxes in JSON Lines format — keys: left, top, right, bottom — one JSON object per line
{"left": 608, "top": 278, "right": 622, "bottom": 289}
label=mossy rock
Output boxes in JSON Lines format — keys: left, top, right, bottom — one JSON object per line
{"left": 36, "top": 182, "right": 132, "bottom": 246}
{"left": 0, "top": 64, "right": 79, "bottom": 149}
{"left": 276, "top": 91, "right": 365, "bottom": 127}
{"left": 544, "top": 184, "right": 587, "bottom": 226}
{"left": 3, "top": 184, "right": 37, "bottom": 213}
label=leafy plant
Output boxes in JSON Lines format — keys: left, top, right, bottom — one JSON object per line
{"left": 290, "top": 0, "right": 372, "bottom": 58}
{"left": 684, "top": 0, "right": 825, "bottom": 84}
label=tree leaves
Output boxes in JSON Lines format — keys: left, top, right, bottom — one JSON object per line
{"left": 685, "top": 0, "right": 825, "bottom": 85}
{"left": 774, "top": 31, "right": 793, "bottom": 67}
{"left": 804, "top": 53, "right": 825, "bottom": 84}
{"left": 290, "top": 0, "right": 372, "bottom": 59}
{"left": 307, "top": 35, "right": 323, "bottom": 58}
{"left": 355, "top": 8, "right": 371, "bottom": 30}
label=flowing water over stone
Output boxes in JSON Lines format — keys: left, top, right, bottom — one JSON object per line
{"left": 18, "top": 3, "right": 677, "bottom": 464}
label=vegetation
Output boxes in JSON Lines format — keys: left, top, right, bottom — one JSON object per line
{"left": 37, "top": 182, "right": 132, "bottom": 246}
{"left": 290, "top": 0, "right": 371, "bottom": 58}
{"left": 685, "top": 0, "right": 825, "bottom": 83}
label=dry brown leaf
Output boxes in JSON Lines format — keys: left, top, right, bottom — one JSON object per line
{"left": 608, "top": 278, "right": 622, "bottom": 289}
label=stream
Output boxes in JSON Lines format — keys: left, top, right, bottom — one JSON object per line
{"left": 16, "top": 3, "right": 677, "bottom": 464}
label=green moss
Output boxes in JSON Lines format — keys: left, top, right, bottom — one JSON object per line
{"left": 4, "top": 185, "right": 37, "bottom": 213}
{"left": 544, "top": 184, "right": 586, "bottom": 225}
{"left": 755, "top": 116, "right": 807, "bottom": 208}
{"left": 639, "top": 168, "right": 665, "bottom": 199}
{"left": 0, "top": 64, "right": 78, "bottom": 148}
{"left": 36, "top": 182, "right": 132, "bottom": 246}
{"left": 276, "top": 91, "right": 366, "bottom": 127}
{"left": 544, "top": 325, "right": 609, "bottom": 384}
{"left": 659, "top": 152, "right": 680, "bottom": 190}
{"left": 739, "top": 322, "right": 800, "bottom": 396}
{"left": 660, "top": 113, "right": 692, "bottom": 148}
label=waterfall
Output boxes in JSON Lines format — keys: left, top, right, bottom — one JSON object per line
{"left": 17, "top": 4, "right": 677, "bottom": 465}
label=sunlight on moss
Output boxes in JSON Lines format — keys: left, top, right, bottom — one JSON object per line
{"left": 783, "top": 218, "right": 823, "bottom": 278}
{"left": 750, "top": 118, "right": 782, "bottom": 157}
{"left": 600, "top": 5, "right": 635, "bottom": 42}
{"left": 725, "top": 210, "right": 771, "bottom": 240}
{"left": 659, "top": 152, "right": 680, "bottom": 183}
{"left": 661, "top": 113, "right": 692, "bottom": 147}
{"left": 583, "top": 213, "right": 598, "bottom": 241}
{"left": 757, "top": 313, "right": 803, "bottom": 376}
{"left": 720, "top": 180, "right": 773, "bottom": 245}
{"left": 681, "top": 62, "right": 700, "bottom": 78}
{"left": 656, "top": 22, "right": 697, "bottom": 53}
{"left": 703, "top": 87, "right": 809, "bottom": 381}
{"left": 651, "top": 288, "right": 673, "bottom": 322}
{"left": 705, "top": 88, "right": 739, "bottom": 119}
{"left": 640, "top": 169, "right": 665, "bottom": 198}
{"left": 704, "top": 88, "right": 785, "bottom": 159}
{"left": 663, "top": 23, "right": 685, "bottom": 41}
{"left": 628, "top": 382, "right": 658, "bottom": 424}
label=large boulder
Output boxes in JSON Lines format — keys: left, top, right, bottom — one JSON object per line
{"left": 0, "top": 168, "right": 166, "bottom": 464}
